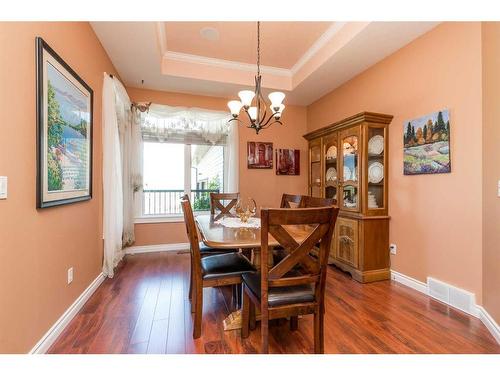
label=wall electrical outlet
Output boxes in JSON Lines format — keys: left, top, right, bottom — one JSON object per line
{"left": 389, "top": 244, "right": 397, "bottom": 255}
{"left": 67, "top": 267, "right": 73, "bottom": 284}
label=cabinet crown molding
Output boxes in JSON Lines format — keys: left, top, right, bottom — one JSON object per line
{"left": 303, "top": 111, "right": 394, "bottom": 141}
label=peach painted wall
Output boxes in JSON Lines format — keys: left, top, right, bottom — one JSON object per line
{"left": 0, "top": 22, "right": 118, "bottom": 352}
{"left": 307, "top": 23, "right": 484, "bottom": 301}
{"left": 127, "top": 87, "right": 308, "bottom": 246}
{"left": 481, "top": 22, "right": 500, "bottom": 323}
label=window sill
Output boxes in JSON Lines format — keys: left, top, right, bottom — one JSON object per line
{"left": 134, "top": 211, "right": 210, "bottom": 224}
{"left": 135, "top": 215, "right": 183, "bottom": 224}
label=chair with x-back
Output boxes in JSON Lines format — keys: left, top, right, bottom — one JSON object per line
{"left": 210, "top": 192, "right": 240, "bottom": 220}
{"left": 298, "top": 196, "right": 337, "bottom": 208}
{"left": 240, "top": 206, "right": 339, "bottom": 353}
{"left": 280, "top": 193, "right": 303, "bottom": 208}
{"left": 181, "top": 195, "right": 255, "bottom": 339}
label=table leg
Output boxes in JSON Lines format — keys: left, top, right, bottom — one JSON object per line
{"left": 223, "top": 247, "right": 269, "bottom": 331}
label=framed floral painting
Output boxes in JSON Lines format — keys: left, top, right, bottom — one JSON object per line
{"left": 403, "top": 109, "right": 451, "bottom": 175}
{"left": 36, "top": 37, "right": 93, "bottom": 208}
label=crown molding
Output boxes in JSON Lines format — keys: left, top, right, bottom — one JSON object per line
{"left": 157, "top": 21, "right": 347, "bottom": 82}
{"left": 163, "top": 50, "right": 292, "bottom": 77}
{"left": 156, "top": 21, "right": 168, "bottom": 57}
{"left": 290, "top": 21, "right": 347, "bottom": 75}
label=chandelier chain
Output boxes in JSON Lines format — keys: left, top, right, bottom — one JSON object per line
{"left": 227, "top": 20, "right": 284, "bottom": 134}
{"left": 257, "top": 21, "right": 260, "bottom": 77}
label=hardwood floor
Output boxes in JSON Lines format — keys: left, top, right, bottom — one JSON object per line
{"left": 48, "top": 252, "right": 500, "bottom": 354}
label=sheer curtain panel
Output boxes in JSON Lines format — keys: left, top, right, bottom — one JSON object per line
{"left": 102, "top": 74, "right": 142, "bottom": 277}
{"left": 102, "top": 74, "right": 124, "bottom": 277}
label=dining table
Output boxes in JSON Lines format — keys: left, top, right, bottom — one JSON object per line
{"left": 195, "top": 213, "right": 312, "bottom": 330}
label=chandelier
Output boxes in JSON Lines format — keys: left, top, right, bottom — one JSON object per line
{"left": 227, "top": 22, "right": 286, "bottom": 134}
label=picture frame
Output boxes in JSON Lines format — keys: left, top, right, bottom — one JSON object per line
{"left": 36, "top": 37, "right": 93, "bottom": 208}
{"left": 247, "top": 141, "right": 273, "bottom": 169}
{"left": 276, "top": 149, "right": 300, "bottom": 175}
{"left": 403, "top": 109, "right": 451, "bottom": 175}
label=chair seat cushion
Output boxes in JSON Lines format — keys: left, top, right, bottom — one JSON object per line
{"left": 242, "top": 271, "right": 315, "bottom": 307}
{"left": 199, "top": 242, "right": 238, "bottom": 256}
{"left": 201, "top": 253, "right": 256, "bottom": 280}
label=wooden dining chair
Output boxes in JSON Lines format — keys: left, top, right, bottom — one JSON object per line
{"left": 180, "top": 196, "right": 256, "bottom": 339}
{"left": 280, "top": 193, "right": 303, "bottom": 208}
{"left": 210, "top": 192, "right": 240, "bottom": 220}
{"left": 241, "top": 206, "right": 339, "bottom": 353}
{"left": 299, "top": 196, "right": 336, "bottom": 208}
{"left": 180, "top": 195, "right": 239, "bottom": 311}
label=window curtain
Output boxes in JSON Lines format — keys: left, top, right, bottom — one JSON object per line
{"left": 142, "top": 104, "right": 232, "bottom": 145}
{"left": 102, "top": 73, "right": 143, "bottom": 278}
{"left": 141, "top": 103, "right": 238, "bottom": 192}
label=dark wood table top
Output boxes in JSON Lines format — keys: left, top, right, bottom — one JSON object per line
{"left": 195, "top": 214, "right": 311, "bottom": 249}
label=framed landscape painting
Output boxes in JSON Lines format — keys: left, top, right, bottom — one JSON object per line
{"left": 403, "top": 109, "right": 451, "bottom": 175}
{"left": 247, "top": 142, "right": 273, "bottom": 169}
{"left": 276, "top": 149, "right": 300, "bottom": 175}
{"left": 36, "top": 37, "right": 93, "bottom": 208}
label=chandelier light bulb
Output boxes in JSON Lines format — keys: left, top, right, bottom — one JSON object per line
{"left": 238, "top": 90, "right": 255, "bottom": 108}
{"left": 227, "top": 100, "right": 243, "bottom": 117}
{"left": 268, "top": 92, "right": 285, "bottom": 110}
{"left": 272, "top": 104, "right": 285, "bottom": 119}
{"left": 248, "top": 107, "right": 258, "bottom": 121}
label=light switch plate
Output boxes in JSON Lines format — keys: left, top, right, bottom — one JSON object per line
{"left": 497, "top": 180, "right": 500, "bottom": 197}
{"left": 0, "top": 176, "right": 7, "bottom": 199}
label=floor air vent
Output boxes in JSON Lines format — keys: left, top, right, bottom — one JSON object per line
{"left": 427, "top": 277, "right": 477, "bottom": 316}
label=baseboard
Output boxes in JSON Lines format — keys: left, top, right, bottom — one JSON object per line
{"left": 477, "top": 306, "right": 500, "bottom": 344}
{"left": 29, "top": 272, "right": 106, "bottom": 354}
{"left": 391, "top": 269, "right": 500, "bottom": 345}
{"left": 390, "top": 270, "right": 428, "bottom": 295}
{"left": 125, "top": 242, "right": 190, "bottom": 255}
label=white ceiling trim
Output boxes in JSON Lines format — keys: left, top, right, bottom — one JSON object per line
{"left": 162, "top": 50, "right": 292, "bottom": 77}
{"left": 157, "top": 21, "right": 345, "bottom": 81}
{"left": 156, "top": 21, "right": 167, "bottom": 56}
{"left": 290, "top": 21, "right": 346, "bottom": 75}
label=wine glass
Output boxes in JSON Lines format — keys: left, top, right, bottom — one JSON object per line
{"left": 247, "top": 198, "right": 257, "bottom": 218}
{"left": 235, "top": 199, "right": 244, "bottom": 220}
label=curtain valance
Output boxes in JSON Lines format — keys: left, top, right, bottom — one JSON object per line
{"left": 141, "top": 103, "right": 232, "bottom": 145}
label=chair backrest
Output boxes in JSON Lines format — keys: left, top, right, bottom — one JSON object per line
{"left": 210, "top": 192, "right": 240, "bottom": 220}
{"left": 280, "top": 193, "right": 303, "bottom": 208}
{"left": 260, "top": 206, "right": 339, "bottom": 308}
{"left": 299, "top": 196, "right": 336, "bottom": 208}
{"left": 180, "top": 195, "right": 201, "bottom": 270}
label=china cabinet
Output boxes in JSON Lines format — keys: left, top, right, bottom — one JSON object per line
{"left": 304, "top": 112, "right": 393, "bottom": 283}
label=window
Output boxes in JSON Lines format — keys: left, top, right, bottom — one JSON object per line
{"left": 141, "top": 142, "right": 225, "bottom": 216}
{"left": 135, "top": 103, "right": 237, "bottom": 221}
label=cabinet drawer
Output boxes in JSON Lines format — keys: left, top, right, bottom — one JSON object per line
{"left": 335, "top": 217, "right": 359, "bottom": 268}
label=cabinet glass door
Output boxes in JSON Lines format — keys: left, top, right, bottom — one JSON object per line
{"left": 366, "top": 126, "right": 386, "bottom": 211}
{"left": 323, "top": 134, "right": 338, "bottom": 202}
{"left": 340, "top": 128, "right": 359, "bottom": 211}
{"left": 309, "top": 140, "right": 322, "bottom": 197}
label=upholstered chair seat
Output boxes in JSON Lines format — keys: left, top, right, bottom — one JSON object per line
{"left": 242, "top": 271, "right": 314, "bottom": 307}
{"left": 199, "top": 242, "right": 238, "bottom": 256}
{"left": 201, "top": 253, "right": 255, "bottom": 280}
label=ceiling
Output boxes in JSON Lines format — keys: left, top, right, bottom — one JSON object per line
{"left": 164, "top": 22, "right": 332, "bottom": 69}
{"left": 91, "top": 21, "right": 439, "bottom": 105}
